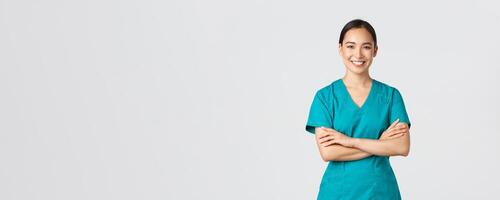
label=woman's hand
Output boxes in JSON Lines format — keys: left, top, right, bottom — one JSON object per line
{"left": 380, "top": 119, "right": 409, "bottom": 141}
{"left": 316, "top": 127, "right": 354, "bottom": 148}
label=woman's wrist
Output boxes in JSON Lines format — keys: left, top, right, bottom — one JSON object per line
{"left": 347, "top": 138, "right": 360, "bottom": 148}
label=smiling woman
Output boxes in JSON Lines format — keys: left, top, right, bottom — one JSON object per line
{"left": 305, "top": 19, "right": 411, "bottom": 200}
{"left": 339, "top": 20, "right": 377, "bottom": 77}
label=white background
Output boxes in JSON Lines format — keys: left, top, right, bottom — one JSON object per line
{"left": 1, "top": 0, "right": 499, "bottom": 199}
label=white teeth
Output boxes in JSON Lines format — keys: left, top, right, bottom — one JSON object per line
{"left": 352, "top": 61, "right": 364, "bottom": 65}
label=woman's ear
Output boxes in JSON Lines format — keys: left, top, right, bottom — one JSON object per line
{"left": 338, "top": 43, "right": 343, "bottom": 56}
{"left": 373, "top": 46, "right": 378, "bottom": 57}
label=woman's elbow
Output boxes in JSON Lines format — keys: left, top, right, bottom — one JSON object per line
{"left": 323, "top": 152, "right": 346, "bottom": 161}
{"left": 396, "top": 135, "right": 410, "bottom": 157}
{"left": 398, "top": 146, "right": 410, "bottom": 157}
{"left": 320, "top": 151, "right": 331, "bottom": 162}
{"left": 319, "top": 150, "right": 338, "bottom": 162}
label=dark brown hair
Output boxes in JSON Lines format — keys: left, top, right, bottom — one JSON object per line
{"left": 339, "top": 19, "right": 377, "bottom": 47}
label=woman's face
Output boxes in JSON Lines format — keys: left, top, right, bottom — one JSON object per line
{"left": 339, "top": 28, "right": 378, "bottom": 75}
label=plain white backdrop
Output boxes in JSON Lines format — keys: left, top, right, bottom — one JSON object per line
{"left": 1, "top": 0, "right": 499, "bottom": 199}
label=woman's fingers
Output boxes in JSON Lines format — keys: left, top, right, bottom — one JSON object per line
{"left": 382, "top": 119, "right": 400, "bottom": 135}
{"left": 396, "top": 123, "right": 409, "bottom": 128}
{"left": 316, "top": 130, "right": 341, "bottom": 146}
{"left": 318, "top": 129, "right": 332, "bottom": 140}
{"left": 388, "top": 128, "right": 409, "bottom": 137}
{"left": 323, "top": 141, "right": 336, "bottom": 147}
{"left": 322, "top": 138, "right": 338, "bottom": 147}
{"left": 317, "top": 131, "right": 335, "bottom": 143}
{"left": 318, "top": 127, "right": 340, "bottom": 138}
{"left": 319, "top": 135, "right": 334, "bottom": 144}
{"left": 317, "top": 133, "right": 334, "bottom": 146}
{"left": 316, "top": 127, "right": 329, "bottom": 138}
{"left": 389, "top": 129, "right": 406, "bottom": 136}
{"left": 380, "top": 131, "right": 406, "bottom": 140}
{"left": 394, "top": 126, "right": 408, "bottom": 133}
{"left": 390, "top": 124, "right": 408, "bottom": 133}
{"left": 387, "top": 128, "right": 406, "bottom": 136}
{"left": 380, "top": 125, "right": 408, "bottom": 140}
{"left": 388, "top": 132, "right": 405, "bottom": 139}
{"left": 398, "top": 125, "right": 409, "bottom": 132}
{"left": 388, "top": 119, "right": 400, "bottom": 130}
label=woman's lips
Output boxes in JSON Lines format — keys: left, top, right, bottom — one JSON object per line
{"left": 351, "top": 60, "right": 365, "bottom": 66}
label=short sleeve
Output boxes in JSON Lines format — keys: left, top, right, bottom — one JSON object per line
{"left": 305, "top": 91, "right": 333, "bottom": 134}
{"left": 390, "top": 89, "right": 411, "bottom": 128}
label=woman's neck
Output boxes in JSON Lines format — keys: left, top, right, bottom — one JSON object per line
{"left": 342, "top": 72, "right": 372, "bottom": 88}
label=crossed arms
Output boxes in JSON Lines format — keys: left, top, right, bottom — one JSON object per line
{"left": 314, "top": 119, "right": 410, "bottom": 162}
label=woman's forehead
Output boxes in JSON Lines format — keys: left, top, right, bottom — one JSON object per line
{"left": 343, "top": 28, "right": 374, "bottom": 44}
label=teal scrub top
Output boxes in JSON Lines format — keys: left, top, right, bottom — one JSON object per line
{"left": 305, "top": 79, "right": 411, "bottom": 200}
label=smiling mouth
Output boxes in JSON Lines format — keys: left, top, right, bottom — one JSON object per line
{"left": 351, "top": 60, "right": 366, "bottom": 66}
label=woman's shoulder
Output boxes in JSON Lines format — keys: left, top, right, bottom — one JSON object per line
{"left": 314, "top": 79, "right": 342, "bottom": 96}
{"left": 311, "top": 79, "right": 340, "bottom": 103}
{"left": 373, "top": 79, "right": 405, "bottom": 99}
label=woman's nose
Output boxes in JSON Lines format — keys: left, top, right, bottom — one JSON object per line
{"left": 354, "top": 48, "right": 362, "bottom": 58}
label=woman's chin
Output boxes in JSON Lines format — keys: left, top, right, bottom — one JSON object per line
{"left": 347, "top": 65, "right": 369, "bottom": 74}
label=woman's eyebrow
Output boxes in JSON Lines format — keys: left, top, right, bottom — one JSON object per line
{"left": 345, "top": 41, "right": 373, "bottom": 45}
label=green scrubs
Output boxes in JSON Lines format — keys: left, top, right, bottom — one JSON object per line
{"left": 305, "top": 79, "right": 411, "bottom": 200}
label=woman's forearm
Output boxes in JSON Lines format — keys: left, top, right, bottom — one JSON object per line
{"left": 351, "top": 133, "right": 410, "bottom": 157}
{"left": 318, "top": 144, "right": 372, "bottom": 162}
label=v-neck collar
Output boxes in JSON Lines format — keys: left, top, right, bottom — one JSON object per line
{"left": 339, "top": 78, "right": 376, "bottom": 111}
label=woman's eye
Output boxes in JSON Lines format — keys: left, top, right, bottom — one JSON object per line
{"left": 347, "top": 45, "right": 354, "bottom": 49}
{"left": 363, "top": 46, "right": 372, "bottom": 50}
